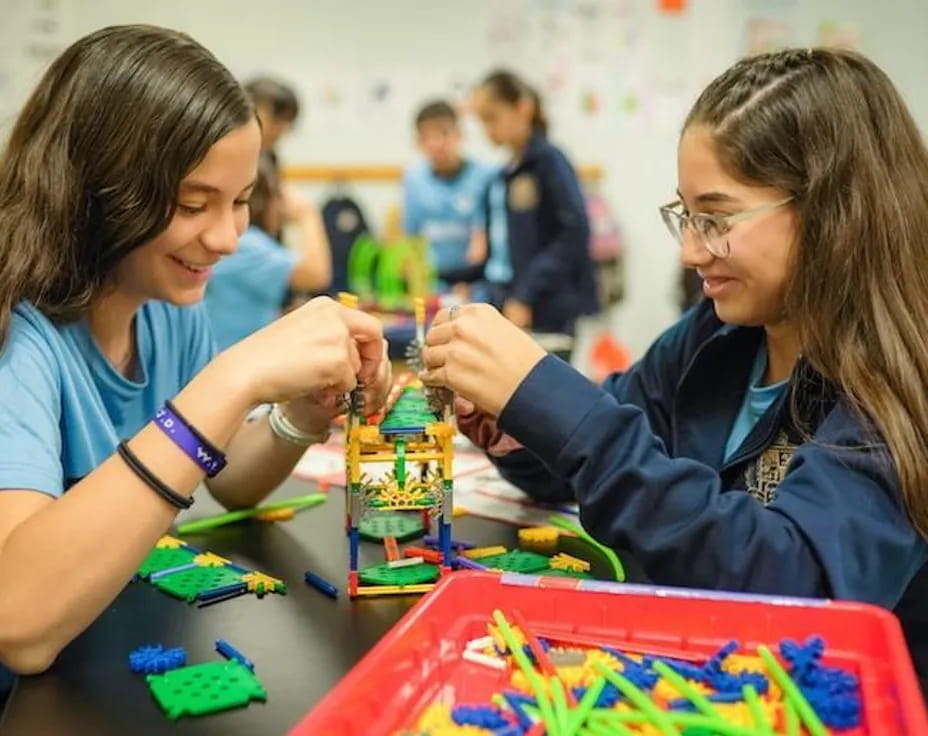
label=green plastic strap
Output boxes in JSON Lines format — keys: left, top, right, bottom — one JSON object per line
{"left": 757, "top": 645, "right": 827, "bottom": 736}
{"left": 549, "top": 515, "right": 625, "bottom": 582}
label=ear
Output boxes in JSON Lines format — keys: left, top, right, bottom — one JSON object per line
{"left": 517, "top": 96, "right": 535, "bottom": 121}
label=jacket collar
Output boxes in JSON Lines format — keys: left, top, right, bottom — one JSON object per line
{"left": 506, "top": 129, "right": 547, "bottom": 178}
{"left": 673, "top": 322, "right": 764, "bottom": 466}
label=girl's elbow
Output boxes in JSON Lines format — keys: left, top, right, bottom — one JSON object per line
{"left": 0, "top": 632, "right": 60, "bottom": 675}
{"left": 0, "top": 605, "right": 66, "bottom": 675}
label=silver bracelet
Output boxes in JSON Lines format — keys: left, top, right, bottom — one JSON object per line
{"left": 268, "top": 403, "right": 331, "bottom": 447}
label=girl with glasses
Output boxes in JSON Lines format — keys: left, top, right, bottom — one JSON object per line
{"left": 423, "top": 48, "right": 928, "bottom": 687}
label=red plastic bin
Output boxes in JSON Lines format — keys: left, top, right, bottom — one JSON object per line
{"left": 290, "top": 571, "right": 928, "bottom": 735}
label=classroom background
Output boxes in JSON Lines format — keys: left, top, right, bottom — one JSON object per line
{"left": 2, "top": 0, "right": 926, "bottom": 357}
{"left": 4, "top": 2, "right": 928, "bottom": 734}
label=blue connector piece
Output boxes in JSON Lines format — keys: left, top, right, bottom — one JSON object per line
{"left": 196, "top": 581, "right": 248, "bottom": 602}
{"left": 781, "top": 636, "right": 825, "bottom": 682}
{"left": 780, "top": 636, "right": 862, "bottom": 729}
{"left": 656, "top": 656, "right": 705, "bottom": 682}
{"left": 424, "top": 535, "right": 477, "bottom": 550}
{"left": 451, "top": 704, "right": 509, "bottom": 729}
{"left": 706, "top": 668, "right": 769, "bottom": 695}
{"left": 215, "top": 638, "right": 255, "bottom": 671}
{"left": 604, "top": 648, "right": 658, "bottom": 690}
{"left": 669, "top": 690, "right": 749, "bottom": 711}
{"left": 573, "top": 681, "right": 622, "bottom": 708}
{"left": 453, "top": 556, "right": 488, "bottom": 571}
{"left": 149, "top": 561, "right": 199, "bottom": 581}
{"left": 380, "top": 425, "right": 426, "bottom": 435}
{"left": 304, "top": 570, "right": 339, "bottom": 599}
{"left": 129, "top": 644, "right": 187, "bottom": 674}
{"left": 502, "top": 692, "right": 534, "bottom": 729}
{"left": 349, "top": 529, "right": 360, "bottom": 571}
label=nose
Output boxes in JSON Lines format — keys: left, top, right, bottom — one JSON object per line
{"left": 200, "top": 208, "right": 242, "bottom": 256}
{"left": 679, "top": 226, "right": 715, "bottom": 270}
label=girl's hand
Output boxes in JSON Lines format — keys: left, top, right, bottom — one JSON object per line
{"left": 224, "top": 296, "right": 385, "bottom": 409}
{"left": 357, "top": 338, "right": 392, "bottom": 416}
{"left": 466, "top": 230, "right": 488, "bottom": 264}
{"left": 279, "top": 338, "right": 391, "bottom": 434}
{"left": 502, "top": 299, "right": 532, "bottom": 328}
{"left": 420, "top": 303, "right": 546, "bottom": 417}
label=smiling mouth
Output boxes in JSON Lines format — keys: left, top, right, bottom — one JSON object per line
{"left": 170, "top": 255, "right": 212, "bottom": 274}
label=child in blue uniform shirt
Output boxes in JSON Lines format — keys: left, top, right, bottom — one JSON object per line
{"left": 423, "top": 49, "right": 928, "bottom": 687}
{"left": 403, "top": 100, "right": 496, "bottom": 297}
{"left": 472, "top": 71, "right": 598, "bottom": 334}
{"left": 205, "top": 153, "right": 332, "bottom": 350}
{"left": 0, "top": 26, "right": 390, "bottom": 676}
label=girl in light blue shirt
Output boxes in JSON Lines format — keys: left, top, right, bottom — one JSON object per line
{"left": 205, "top": 152, "right": 332, "bottom": 350}
{"left": 0, "top": 25, "right": 389, "bottom": 676}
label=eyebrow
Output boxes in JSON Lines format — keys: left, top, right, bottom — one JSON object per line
{"left": 676, "top": 188, "right": 742, "bottom": 206}
{"left": 180, "top": 178, "right": 258, "bottom": 196}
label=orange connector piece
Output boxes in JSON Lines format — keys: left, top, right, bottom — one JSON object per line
{"left": 256, "top": 508, "right": 295, "bottom": 522}
{"left": 404, "top": 546, "right": 442, "bottom": 564}
{"left": 384, "top": 536, "right": 400, "bottom": 562}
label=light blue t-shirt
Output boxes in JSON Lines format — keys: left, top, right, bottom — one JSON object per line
{"left": 724, "top": 343, "right": 788, "bottom": 462}
{"left": 403, "top": 159, "right": 497, "bottom": 276}
{"left": 485, "top": 176, "right": 513, "bottom": 284}
{"left": 204, "top": 226, "right": 297, "bottom": 351}
{"left": 0, "top": 301, "right": 215, "bottom": 498}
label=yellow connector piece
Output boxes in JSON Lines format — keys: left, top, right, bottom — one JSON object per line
{"left": 155, "top": 535, "right": 186, "bottom": 549}
{"left": 549, "top": 553, "right": 591, "bottom": 572}
{"left": 256, "top": 508, "right": 295, "bottom": 522}
{"left": 193, "top": 552, "right": 231, "bottom": 568}
{"left": 353, "top": 583, "right": 436, "bottom": 597}
{"left": 242, "top": 571, "right": 284, "bottom": 594}
{"left": 463, "top": 545, "right": 508, "bottom": 560}
{"left": 337, "top": 292, "right": 359, "bottom": 309}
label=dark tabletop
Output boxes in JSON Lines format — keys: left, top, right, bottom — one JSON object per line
{"left": 0, "top": 477, "right": 522, "bottom": 736}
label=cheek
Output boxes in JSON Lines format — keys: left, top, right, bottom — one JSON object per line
{"left": 757, "top": 227, "right": 795, "bottom": 297}
{"left": 730, "top": 242, "right": 792, "bottom": 316}
{"left": 131, "top": 220, "right": 202, "bottom": 271}
{"left": 112, "top": 241, "right": 163, "bottom": 287}
{"left": 236, "top": 208, "right": 250, "bottom": 235}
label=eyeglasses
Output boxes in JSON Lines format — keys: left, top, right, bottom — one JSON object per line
{"left": 659, "top": 196, "right": 793, "bottom": 258}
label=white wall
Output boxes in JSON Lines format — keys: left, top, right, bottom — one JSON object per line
{"left": 1, "top": 0, "right": 927, "bottom": 355}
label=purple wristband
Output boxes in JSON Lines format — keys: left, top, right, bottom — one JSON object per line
{"left": 154, "top": 402, "right": 226, "bottom": 477}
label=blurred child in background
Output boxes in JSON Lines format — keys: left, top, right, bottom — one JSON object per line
{"left": 244, "top": 76, "right": 329, "bottom": 307}
{"left": 402, "top": 100, "right": 496, "bottom": 299}
{"left": 472, "top": 70, "right": 597, "bottom": 334}
{"left": 244, "top": 76, "right": 300, "bottom": 176}
{"left": 205, "top": 152, "right": 331, "bottom": 349}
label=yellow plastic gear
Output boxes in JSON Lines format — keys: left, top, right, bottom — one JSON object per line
{"left": 517, "top": 526, "right": 560, "bottom": 554}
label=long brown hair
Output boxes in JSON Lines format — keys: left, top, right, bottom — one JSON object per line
{"left": 686, "top": 48, "right": 928, "bottom": 537}
{"left": 0, "top": 24, "right": 253, "bottom": 345}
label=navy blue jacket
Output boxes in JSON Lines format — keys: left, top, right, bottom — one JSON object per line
{"left": 483, "top": 131, "right": 598, "bottom": 334}
{"left": 495, "top": 300, "right": 928, "bottom": 681}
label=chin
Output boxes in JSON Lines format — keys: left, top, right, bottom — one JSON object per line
{"left": 162, "top": 287, "right": 208, "bottom": 307}
{"left": 710, "top": 299, "right": 765, "bottom": 327}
